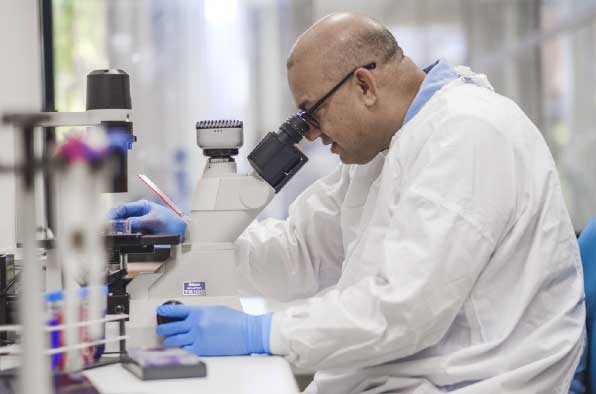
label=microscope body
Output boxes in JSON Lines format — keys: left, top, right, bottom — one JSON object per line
{"left": 126, "top": 121, "right": 278, "bottom": 347}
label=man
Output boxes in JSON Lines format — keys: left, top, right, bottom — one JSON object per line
{"left": 113, "top": 13, "right": 585, "bottom": 393}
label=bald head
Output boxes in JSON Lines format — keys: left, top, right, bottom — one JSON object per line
{"left": 287, "top": 13, "right": 403, "bottom": 80}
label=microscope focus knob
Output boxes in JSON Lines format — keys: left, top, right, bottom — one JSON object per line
{"left": 156, "top": 300, "right": 185, "bottom": 326}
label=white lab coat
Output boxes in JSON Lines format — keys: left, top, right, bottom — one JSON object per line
{"left": 235, "top": 70, "right": 585, "bottom": 393}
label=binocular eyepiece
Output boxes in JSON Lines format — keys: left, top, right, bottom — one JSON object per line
{"left": 247, "top": 113, "right": 310, "bottom": 193}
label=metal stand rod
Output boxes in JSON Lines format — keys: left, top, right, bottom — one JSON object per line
{"left": 18, "top": 125, "right": 51, "bottom": 394}
{"left": 119, "top": 320, "right": 126, "bottom": 359}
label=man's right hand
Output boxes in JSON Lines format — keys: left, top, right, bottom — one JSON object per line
{"left": 110, "top": 200, "right": 187, "bottom": 240}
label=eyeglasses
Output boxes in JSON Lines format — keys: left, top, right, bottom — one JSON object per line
{"left": 298, "top": 62, "right": 376, "bottom": 130}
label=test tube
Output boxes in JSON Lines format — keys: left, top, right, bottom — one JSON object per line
{"left": 46, "top": 291, "right": 64, "bottom": 371}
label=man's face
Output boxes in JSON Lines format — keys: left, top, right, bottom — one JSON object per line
{"left": 288, "top": 62, "right": 379, "bottom": 165}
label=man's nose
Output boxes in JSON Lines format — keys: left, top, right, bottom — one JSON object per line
{"left": 305, "top": 127, "right": 322, "bottom": 142}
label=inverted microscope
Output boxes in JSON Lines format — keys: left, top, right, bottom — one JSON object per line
{"left": 123, "top": 114, "right": 311, "bottom": 347}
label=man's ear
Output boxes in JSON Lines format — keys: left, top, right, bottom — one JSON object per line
{"left": 354, "top": 68, "right": 377, "bottom": 107}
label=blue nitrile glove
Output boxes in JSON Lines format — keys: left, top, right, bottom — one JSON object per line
{"left": 110, "top": 199, "right": 186, "bottom": 240}
{"left": 156, "top": 304, "right": 272, "bottom": 356}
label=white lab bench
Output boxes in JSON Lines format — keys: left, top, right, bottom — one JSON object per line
{"left": 84, "top": 355, "right": 299, "bottom": 394}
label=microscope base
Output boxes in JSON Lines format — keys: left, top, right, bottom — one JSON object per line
{"left": 119, "top": 244, "right": 244, "bottom": 349}
{"left": 107, "top": 296, "right": 243, "bottom": 350}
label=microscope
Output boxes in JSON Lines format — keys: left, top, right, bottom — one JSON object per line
{"left": 124, "top": 115, "right": 310, "bottom": 347}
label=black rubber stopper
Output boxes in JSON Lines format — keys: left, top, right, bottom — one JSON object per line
{"left": 156, "top": 300, "right": 185, "bottom": 326}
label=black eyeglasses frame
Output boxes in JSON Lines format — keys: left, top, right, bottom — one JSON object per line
{"left": 298, "top": 62, "right": 377, "bottom": 130}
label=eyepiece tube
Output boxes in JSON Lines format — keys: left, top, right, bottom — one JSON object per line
{"left": 278, "top": 114, "right": 309, "bottom": 144}
{"left": 86, "top": 69, "right": 131, "bottom": 110}
{"left": 247, "top": 113, "right": 310, "bottom": 193}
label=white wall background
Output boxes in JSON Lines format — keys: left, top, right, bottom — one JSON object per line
{"left": 0, "top": 0, "right": 42, "bottom": 253}
{"left": 50, "top": 0, "right": 596, "bottom": 229}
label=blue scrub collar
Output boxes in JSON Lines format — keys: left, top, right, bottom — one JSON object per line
{"left": 403, "top": 59, "right": 459, "bottom": 125}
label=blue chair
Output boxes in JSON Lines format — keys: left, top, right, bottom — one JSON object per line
{"left": 575, "top": 217, "right": 596, "bottom": 393}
